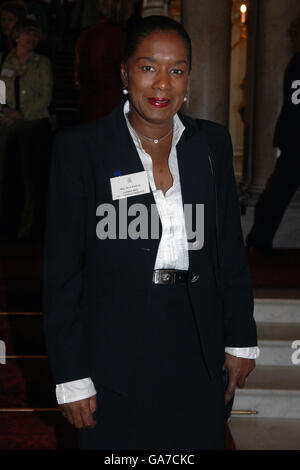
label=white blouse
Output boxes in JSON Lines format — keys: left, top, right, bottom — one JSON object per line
{"left": 124, "top": 99, "right": 189, "bottom": 270}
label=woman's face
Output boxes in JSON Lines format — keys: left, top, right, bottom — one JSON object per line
{"left": 121, "top": 30, "right": 190, "bottom": 127}
{"left": 17, "top": 29, "right": 39, "bottom": 51}
{"left": 1, "top": 11, "right": 18, "bottom": 37}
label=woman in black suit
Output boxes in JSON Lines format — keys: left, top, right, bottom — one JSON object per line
{"left": 43, "top": 16, "right": 259, "bottom": 450}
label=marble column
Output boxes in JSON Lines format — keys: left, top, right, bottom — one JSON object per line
{"left": 181, "top": 0, "right": 232, "bottom": 126}
{"left": 142, "top": 0, "right": 168, "bottom": 17}
{"left": 249, "top": 0, "right": 300, "bottom": 204}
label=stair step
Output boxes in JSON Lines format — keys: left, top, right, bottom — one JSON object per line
{"left": 257, "top": 322, "right": 300, "bottom": 340}
{"left": 254, "top": 298, "right": 300, "bottom": 323}
{"left": 256, "top": 321, "right": 300, "bottom": 365}
{"left": 241, "top": 365, "right": 300, "bottom": 389}
{"left": 233, "top": 365, "right": 300, "bottom": 418}
{"left": 229, "top": 417, "right": 300, "bottom": 450}
{"left": 256, "top": 339, "right": 299, "bottom": 366}
{"left": 254, "top": 288, "right": 300, "bottom": 299}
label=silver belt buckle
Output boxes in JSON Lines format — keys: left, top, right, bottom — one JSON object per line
{"left": 153, "top": 270, "right": 175, "bottom": 285}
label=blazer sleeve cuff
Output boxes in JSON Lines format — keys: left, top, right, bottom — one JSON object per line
{"left": 225, "top": 346, "right": 260, "bottom": 359}
{"left": 56, "top": 377, "right": 97, "bottom": 404}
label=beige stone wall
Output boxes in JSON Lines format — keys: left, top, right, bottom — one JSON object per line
{"left": 181, "top": 0, "right": 232, "bottom": 126}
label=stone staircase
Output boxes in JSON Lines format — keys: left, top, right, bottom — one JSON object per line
{"left": 229, "top": 292, "right": 300, "bottom": 449}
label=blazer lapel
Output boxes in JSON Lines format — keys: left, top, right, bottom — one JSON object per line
{"left": 100, "top": 100, "right": 146, "bottom": 178}
{"left": 177, "top": 115, "right": 212, "bottom": 208}
{"left": 177, "top": 115, "right": 215, "bottom": 272}
{"left": 97, "top": 101, "right": 161, "bottom": 264}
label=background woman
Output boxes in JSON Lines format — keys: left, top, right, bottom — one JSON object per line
{"left": 0, "top": 18, "right": 52, "bottom": 240}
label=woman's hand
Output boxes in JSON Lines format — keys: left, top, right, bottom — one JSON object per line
{"left": 60, "top": 395, "right": 97, "bottom": 429}
{"left": 222, "top": 353, "right": 255, "bottom": 405}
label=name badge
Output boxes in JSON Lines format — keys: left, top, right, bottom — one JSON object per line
{"left": 110, "top": 171, "right": 150, "bottom": 200}
{"left": 1, "top": 69, "right": 14, "bottom": 78}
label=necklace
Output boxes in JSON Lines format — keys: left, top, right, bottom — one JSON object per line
{"left": 136, "top": 126, "right": 173, "bottom": 144}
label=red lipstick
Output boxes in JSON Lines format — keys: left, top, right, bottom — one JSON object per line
{"left": 148, "top": 97, "right": 170, "bottom": 108}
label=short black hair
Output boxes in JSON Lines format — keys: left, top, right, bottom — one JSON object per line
{"left": 123, "top": 15, "right": 192, "bottom": 72}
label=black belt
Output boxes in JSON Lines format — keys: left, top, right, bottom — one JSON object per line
{"left": 152, "top": 269, "right": 188, "bottom": 285}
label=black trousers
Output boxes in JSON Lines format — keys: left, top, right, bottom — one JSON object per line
{"left": 78, "top": 281, "right": 226, "bottom": 450}
{"left": 246, "top": 149, "right": 300, "bottom": 248}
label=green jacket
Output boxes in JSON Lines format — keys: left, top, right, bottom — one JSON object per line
{"left": 0, "top": 50, "right": 52, "bottom": 121}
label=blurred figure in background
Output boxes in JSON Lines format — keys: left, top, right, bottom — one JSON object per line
{"left": 16, "top": 0, "right": 49, "bottom": 38}
{"left": 0, "top": 1, "right": 26, "bottom": 53}
{"left": 74, "top": 0, "right": 140, "bottom": 122}
{"left": 246, "top": 17, "right": 300, "bottom": 254}
{"left": 0, "top": 19, "right": 53, "bottom": 240}
{"left": 16, "top": 0, "right": 52, "bottom": 55}
{"left": 69, "top": 0, "right": 100, "bottom": 32}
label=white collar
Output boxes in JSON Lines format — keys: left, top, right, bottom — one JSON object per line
{"left": 123, "top": 99, "right": 185, "bottom": 152}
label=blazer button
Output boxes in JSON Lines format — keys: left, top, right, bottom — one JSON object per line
{"left": 191, "top": 274, "right": 200, "bottom": 283}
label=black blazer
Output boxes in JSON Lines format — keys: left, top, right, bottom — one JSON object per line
{"left": 42, "top": 100, "right": 257, "bottom": 395}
